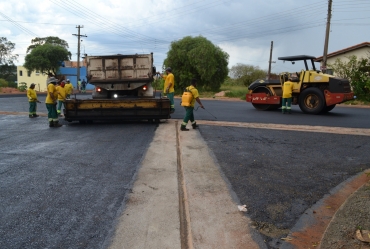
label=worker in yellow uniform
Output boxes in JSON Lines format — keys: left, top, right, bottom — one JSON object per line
{"left": 27, "top": 83, "right": 41, "bottom": 118}
{"left": 65, "top": 79, "right": 73, "bottom": 99}
{"left": 158, "top": 67, "right": 175, "bottom": 113}
{"left": 282, "top": 76, "right": 294, "bottom": 114}
{"left": 45, "top": 77, "right": 62, "bottom": 127}
{"left": 56, "top": 81, "right": 67, "bottom": 116}
{"left": 180, "top": 79, "right": 204, "bottom": 131}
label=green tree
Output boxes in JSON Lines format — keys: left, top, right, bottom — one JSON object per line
{"left": 0, "top": 37, "right": 18, "bottom": 65}
{"left": 229, "top": 63, "right": 267, "bottom": 87}
{"left": 0, "top": 63, "right": 17, "bottom": 82}
{"left": 24, "top": 43, "right": 70, "bottom": 76}
{"left": 0, "top": 37, "right": 18, "bottom": 82}
{"left": 26, "top": 36, "right": 72, "bottom": 58}
{"left": 328, "top": 55, "right": 370, "bottom": 101}
{"left": 164, "top": 36, "right": 229, "bottom": 92}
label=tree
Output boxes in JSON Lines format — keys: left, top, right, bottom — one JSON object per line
{"left": 0, "top": 63, "right": 17, "bottom": 82}
{"left": 0, "top": 37, "right": 18, "bottom": 82}
{"left": 164, "top": 36, "right": 229, "bottom": 92}
{"left": 24, "top": 43, "right": 70, "bottom": 76}
{"left": 328, "top": 55, "right": 370, "bottom": 101}
{"left": 0, "top": 37, "right": 18, "bottom": 65}
{"left": 229, "top": 63, "right": 267, "bottom": 87}
{"left": 26, "top": 36, "right": 72, "bottom": 58}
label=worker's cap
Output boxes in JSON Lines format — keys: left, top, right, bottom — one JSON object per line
{"left": 67, "top": 79, "right": 70, "bottom": 82}
{"left": 47, "top": 77, "right": 58, "bottom": 83}
{"left": 30, "top": 83, "right": 36, "bottom": 87}
{"left": 165, "top": 67, "right": 172, "bottom": 72}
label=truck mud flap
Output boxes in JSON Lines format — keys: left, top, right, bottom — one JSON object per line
{"left": 63, "top": 98, "right": 171, "bottom": 121}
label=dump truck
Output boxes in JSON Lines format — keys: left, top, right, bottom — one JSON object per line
{"left": 63, "top": 53, "right": 171, "bottom": 122}
{"left": 246, "top": 55, "right": 354, "bottom": 114}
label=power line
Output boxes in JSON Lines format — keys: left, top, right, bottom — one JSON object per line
{"left": 0, "top": 11, "right": 38, "bottom": 37}
{"left": 0, "top": 19, "right": 75, "bottom": 26}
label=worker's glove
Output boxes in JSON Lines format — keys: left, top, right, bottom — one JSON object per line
{"left": 165, "top": 88, "right": 169, "bottom": 93}
{"left": 37, "top": 100, "right": 41, "bottom": 103}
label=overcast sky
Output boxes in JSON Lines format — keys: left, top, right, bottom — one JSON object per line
{"left": 1, "top": 0, "right": 369, "bottom": 74}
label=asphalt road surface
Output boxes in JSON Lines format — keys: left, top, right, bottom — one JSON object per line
{"left": 1, "top": 95, "right": 370, "bottom": 249}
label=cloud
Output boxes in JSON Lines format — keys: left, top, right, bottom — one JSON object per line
{"left": 1, "top": 0, "right": 369, "bottom": 74}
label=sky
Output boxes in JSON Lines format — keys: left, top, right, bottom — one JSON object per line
{"left": 1, "top": 0, "right": 369, "bottom": 75}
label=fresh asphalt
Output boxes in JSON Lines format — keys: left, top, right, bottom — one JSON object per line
{"left": 0, "top": 95, "right": 370, "bottom": 249}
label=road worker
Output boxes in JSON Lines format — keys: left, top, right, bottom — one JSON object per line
{"left": 282, "top": 75, "right": 294, "bottom": 114}
{"left": 56, "top": 81, "right": 67, "bottom": 116}
{"left": 180, "top": 78, "right": 204, "bottom": 131}
{"left": 45, "top": 77, "right": 62, "bottom": 127}
{"left": 27, "top": 83, "right": 41, "bottom": 118}
{"left": 157, "top": 67, "right": 175, "bottom": 113}
{"left": 65, "top": 79, "right": 73, "bottom": 99}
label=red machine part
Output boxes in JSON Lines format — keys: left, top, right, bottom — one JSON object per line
{"left": 246, "top": 93, "right": 281, "bottom": 104}
{"left": 324, "top": 90, "right": 354, "bottom": 106}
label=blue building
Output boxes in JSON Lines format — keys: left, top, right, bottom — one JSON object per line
{"left": 58, "top": 67, "right": 94, "bottom": 90}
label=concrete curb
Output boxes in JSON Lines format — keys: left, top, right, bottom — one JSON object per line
{"left": 280, "top": 169, "right": 370, "bottom": 249}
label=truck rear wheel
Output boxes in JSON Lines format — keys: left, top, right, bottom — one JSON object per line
{"left": 299, "top": 87, "right": 325, "bottom": 114}
{"left": 251, "top": 87, "right": 280, "bottom": 111}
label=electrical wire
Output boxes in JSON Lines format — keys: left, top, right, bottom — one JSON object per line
{"left": 0, "top": 11, "right": 38, "bottom": 37}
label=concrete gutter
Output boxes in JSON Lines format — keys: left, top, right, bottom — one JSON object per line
{"left": 107, "top": 120, "right": 264, "bottom": 248}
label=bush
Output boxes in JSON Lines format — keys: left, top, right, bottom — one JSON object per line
{"left": 0, "top": 78, "right": 8, "bottom": 87}
{"left": 18, "top": 82, "right": 27, "bottom": 92}
{"left": 224, "top": 89, "right": 249, "bottom": 100}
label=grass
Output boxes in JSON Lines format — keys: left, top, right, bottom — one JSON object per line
{"left": 343, "top": 99, "right": 370, "bottom": 106}
{"left": 173, "top": 84, "right": 249, "bottom": 99}
{"left": 175, "top": 85, "right": 249, "bottom": 99}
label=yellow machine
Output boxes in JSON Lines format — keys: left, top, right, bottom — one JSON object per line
{"left": 246, "top": 55, "right": 354, "bottom": 114}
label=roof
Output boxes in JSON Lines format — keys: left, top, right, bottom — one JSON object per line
{"left": 278, "top": 55, "right": 316, "bottom": 61}
{"left": 315, "top": 42, "right": 370, "bottom": 62}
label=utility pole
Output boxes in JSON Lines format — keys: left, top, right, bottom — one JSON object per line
{"left": 322, "top": 0, "right": 332, "bottom": 72}
{"left": 72, "top": 25, "right": 87, "bottom": 87}
{"left": 267, "top": 41, "right": 276, "bottom": 80}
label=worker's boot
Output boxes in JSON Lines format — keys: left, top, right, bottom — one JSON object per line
{"left": 180, "top": 125, "right": 189, "bottom": 131}
{"left": 192, "top": 122, "right": 199, "bottom": 129}
{"left": 29, "top": 114, "right": 34, "bottom": 118}
{"left": 53, "top": 121, "right": 62, "bottom": 128}
{"left": 282, "top": 109, "right": 286, "bottom": 114}
{"left": 49, "top": 121, "right": 54, "bottom": 127}
{"left": 288, "top": 109, "right": 291, "bottom": 114}
{"left": 32, "top": 114, "right": 39, "bottom": 117}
